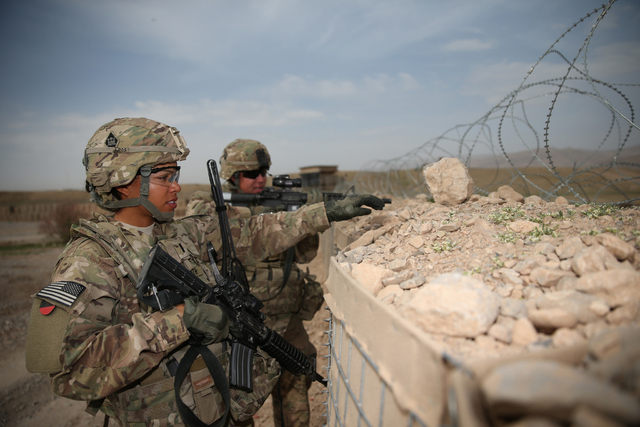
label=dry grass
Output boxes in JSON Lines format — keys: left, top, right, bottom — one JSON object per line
{"left": 2, "top": 165, "right": 638, "bottom": 220}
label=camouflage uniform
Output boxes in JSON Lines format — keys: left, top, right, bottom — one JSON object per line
{"left": 25, "top": 120, "right": 332, "bottom": 427}
{"left": 185, "top": 140, "right": 325, "bottom": 427}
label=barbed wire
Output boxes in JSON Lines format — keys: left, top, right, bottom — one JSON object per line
{"left": 343, "top": 0, "right": 640, "bottom": 205}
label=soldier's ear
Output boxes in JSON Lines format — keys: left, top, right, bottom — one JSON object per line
{"left": 114, "top": 175, "right": 140, "bottom": 199}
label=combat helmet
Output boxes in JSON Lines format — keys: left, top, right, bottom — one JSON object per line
{"left": 83, "top": 117, "right": 190, "bottom": 222}
{"left": 219, "top": 139, "right": 271, "bottom": 180}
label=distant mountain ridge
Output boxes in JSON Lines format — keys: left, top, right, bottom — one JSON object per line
{"left": 468, "top": 145, "right": 640, "bottom": 169}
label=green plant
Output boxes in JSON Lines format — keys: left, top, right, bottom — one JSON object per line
{"left": 432, "top": 238, "right": 457, "bottom": 253}
{"left": 603, "top": 227, "right": 624, "bottom": 237}
{"left": 528, "top": 223, "right": 560, "bottom": 242}
{"left": 493, "top": 256, "right": 505, "bottom": 268}
{"left": 464, "top": 266, "right": 482, "bottom": 276}
{"left": 496, "top": 230, "right": 519, "bottom": 243}
{"left": 582, "top": 204, "right": 620, "bottom": 219}
{"left": 581, "top": 229, "right": 600, "bottom": 236}
{"left": 488, "top": 205, "right": 525, "bottom": 224}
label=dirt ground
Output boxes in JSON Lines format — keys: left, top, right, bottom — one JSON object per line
{"left": 0, "top": 223, "right": 330, "bottom": 427}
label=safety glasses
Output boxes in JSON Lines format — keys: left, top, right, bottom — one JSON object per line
{"left": 149, "top": 166, "right": 181, "bottom": 187}
{"left": 242, "top": 168, "right": 269, "bottom": 180}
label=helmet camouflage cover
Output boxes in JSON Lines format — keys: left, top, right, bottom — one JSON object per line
{"left": 219, "top": 139, "right": 271, "bottom": 180}
{"left": 83, "top": 117, "right": 189, "bottom": 220}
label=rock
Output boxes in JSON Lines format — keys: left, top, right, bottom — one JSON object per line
{"left": 381, "top": 270, "right": 413, "bottom": 286}
{"left": 528, "top": 308, "right": 578, "bottom": 332}
{"left": 530, "top": 267, "right": 576, "bottom": 288}
{"left": 342, "top": 246, "right": 367, "bottom": 264}
{"left": 586, "top": 327, "right": 640, "bottom": 392}
{"left": 572, "top": 405, "right": 626, "bottom": 427}
{"left": 488, "top": 323, "right": 512, "bottom": 344}
{"left": 439, "top": 222, "right": 461, "bottom": 232}
{"left": 422, "top": 158, "right": 474, "bottom": 206}
{"left": 509, "top": 220, "right": 539, "bottom": 234}
{"left": 555, "top": 236, "right": 585, "bottom": 260}
{"left": 533, "top": 242, "right": 556, "bottom": 256}
{"left": 407, "top": 235, "right": 424, "bottom": 249}
{"left": 571, "top": 245, "right": 621, "bottom": 276}
{"left": 481, "top": 360, "right": 640, "bottom": 424}
{"left": 514, "top": 258, "right": 541, "bottom": 275}
{"left": 350, "top": 263, "right": 394, "bottom": 296}
{"left": 399, "top": 273, "right": 501, "bottom": 338}
{"left": 504, "top": 417, "right": 564, "bottom": 427}
{"left": 512, "top": 318, "right": 539, "bottom": 346}
{"left": 387, "top": 258, "right": 409, "bottom": 272}
{"left": 501, "top": 298, "right": 528, "bottom": 319}
{"left": 536, "top": 290, "right": 608, "bottom": 324}
{"left": 607, "top": 301, "right": 640, "bottom": 325}
{"left": 399, "top": 274, "right": 426, "bottom": 290}
{"left": 524, "top": 195, "right": 545, "bottom": 206}
{"left": 377, "top": 285, "right": 403, "bottom": 305}
{"left": 555, "top": 196, "right": 569, "bottom": 205}
{"left": 574, "top": 269, "right": 640, "bottom": 308}
{"left": 498, "top": 185, "right": 525, "bottom": 203}
{"left": 596, "top": 233, "right": 636, "bottom": 261}
{"left": 552, "top": 328, "right": 586, "bottom": 348}
{"left": 500, "top": 268, "right": 523, "bottom": 287}
{"left": 398, "top": 207, "right": 412, "bottom": 221}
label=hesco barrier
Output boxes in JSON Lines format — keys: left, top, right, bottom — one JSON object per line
{"left": 320, "top": 223, "right": 447, "bottom": 427}
{"left": 324, "top": 257, "right": 446, "bottom": 427}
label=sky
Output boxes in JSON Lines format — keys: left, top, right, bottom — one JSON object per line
{"left": 1, "top": 0, "right": 639, "bottom": 191}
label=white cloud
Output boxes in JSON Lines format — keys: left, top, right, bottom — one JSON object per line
{"left": 271, "top": 75, "right": 357, "bottom": 99}
{"left": 263, "top": 73, "right": 422, "bottom": 102}
{"left": 588, "top": 41, "right": 640, "bottom": 79}
{"left": 443, "top": 38, "right": 493, "bottom": 52}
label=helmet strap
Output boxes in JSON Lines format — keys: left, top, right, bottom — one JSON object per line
{"left": 91, "top": 165, "right": 175, "bottom": 222}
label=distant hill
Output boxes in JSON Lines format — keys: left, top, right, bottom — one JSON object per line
{"left": 468, "top": 146, "right": 640, "bottom": 169}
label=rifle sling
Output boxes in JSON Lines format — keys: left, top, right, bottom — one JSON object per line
{"left": 259, "top": 247, "right": 295, "bottom": 303}
{"left": 174, "top": 345, "right": 230, "bottom": 427}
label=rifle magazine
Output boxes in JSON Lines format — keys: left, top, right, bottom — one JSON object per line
{"left": 229, "top": 341, "right": 255, "bottom": 392}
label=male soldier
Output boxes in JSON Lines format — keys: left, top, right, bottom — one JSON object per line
{"left": 25, "top": 120, "right": 384, "bottom": 426}
{"left": 186, "top": 139, "right": 323, "bottom": 427}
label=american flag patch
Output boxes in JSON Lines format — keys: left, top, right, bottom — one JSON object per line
{"left": 36, "top": 281, "right": 86, "bottom": 307}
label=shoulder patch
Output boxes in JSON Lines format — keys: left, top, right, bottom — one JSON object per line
{"left": 39, "top": 300, "right": 56, "bottom": 316}
{"left": 36, "top": 281, "right": 86, "bottom": 307}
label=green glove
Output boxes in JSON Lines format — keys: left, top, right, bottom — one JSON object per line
{"left": 325, "top": 194, "right": 385, "bottom": 223}
{"left": 182, "top": 296, "right": 230, "bottom": 345}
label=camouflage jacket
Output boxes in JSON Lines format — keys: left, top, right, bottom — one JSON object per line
{"left": 185, "top": 186, "right": 322, "bottom": 324}
{"left": 25, "top": 206, "right": 330, "bottom": 425}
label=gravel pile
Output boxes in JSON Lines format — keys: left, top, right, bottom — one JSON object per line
{"left": 334, "top": 185, "right": 640, "bottom": 425}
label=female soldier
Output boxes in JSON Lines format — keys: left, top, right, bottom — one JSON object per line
{"left": 25, "top": 117, "right": 383, "bottom": 426}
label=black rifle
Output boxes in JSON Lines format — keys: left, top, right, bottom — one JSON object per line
{"left": 223, "top": 174, "right": 391, "bottom": 211}
{"left": 136, "top": 245, "right": 326, "bottom": 388}
{"left": 137, "top": 161, "right": 326, "bottom": 392}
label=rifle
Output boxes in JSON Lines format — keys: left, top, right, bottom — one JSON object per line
{"left": 136, "top": 161, "right": 326, "bottom": 394}
{"left": 223, "top": 174, "right": 391, "bottom": 211}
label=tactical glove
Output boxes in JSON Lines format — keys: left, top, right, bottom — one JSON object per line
{"left": 182, "top": 296, "right": 230, "bottom": 345}
{"left": 325, "top": 194, "right": 385, "bottom": 223}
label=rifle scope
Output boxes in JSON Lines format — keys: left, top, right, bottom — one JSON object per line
{"left": 272, "top": 175, "right": 302, "bottom": 188}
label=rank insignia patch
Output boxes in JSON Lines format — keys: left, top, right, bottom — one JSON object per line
{"left": 105, "top": 132, "right": 118, "bottom": 147}
{"left": 36, "top": 281, "right": 86, "bottom": 307}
